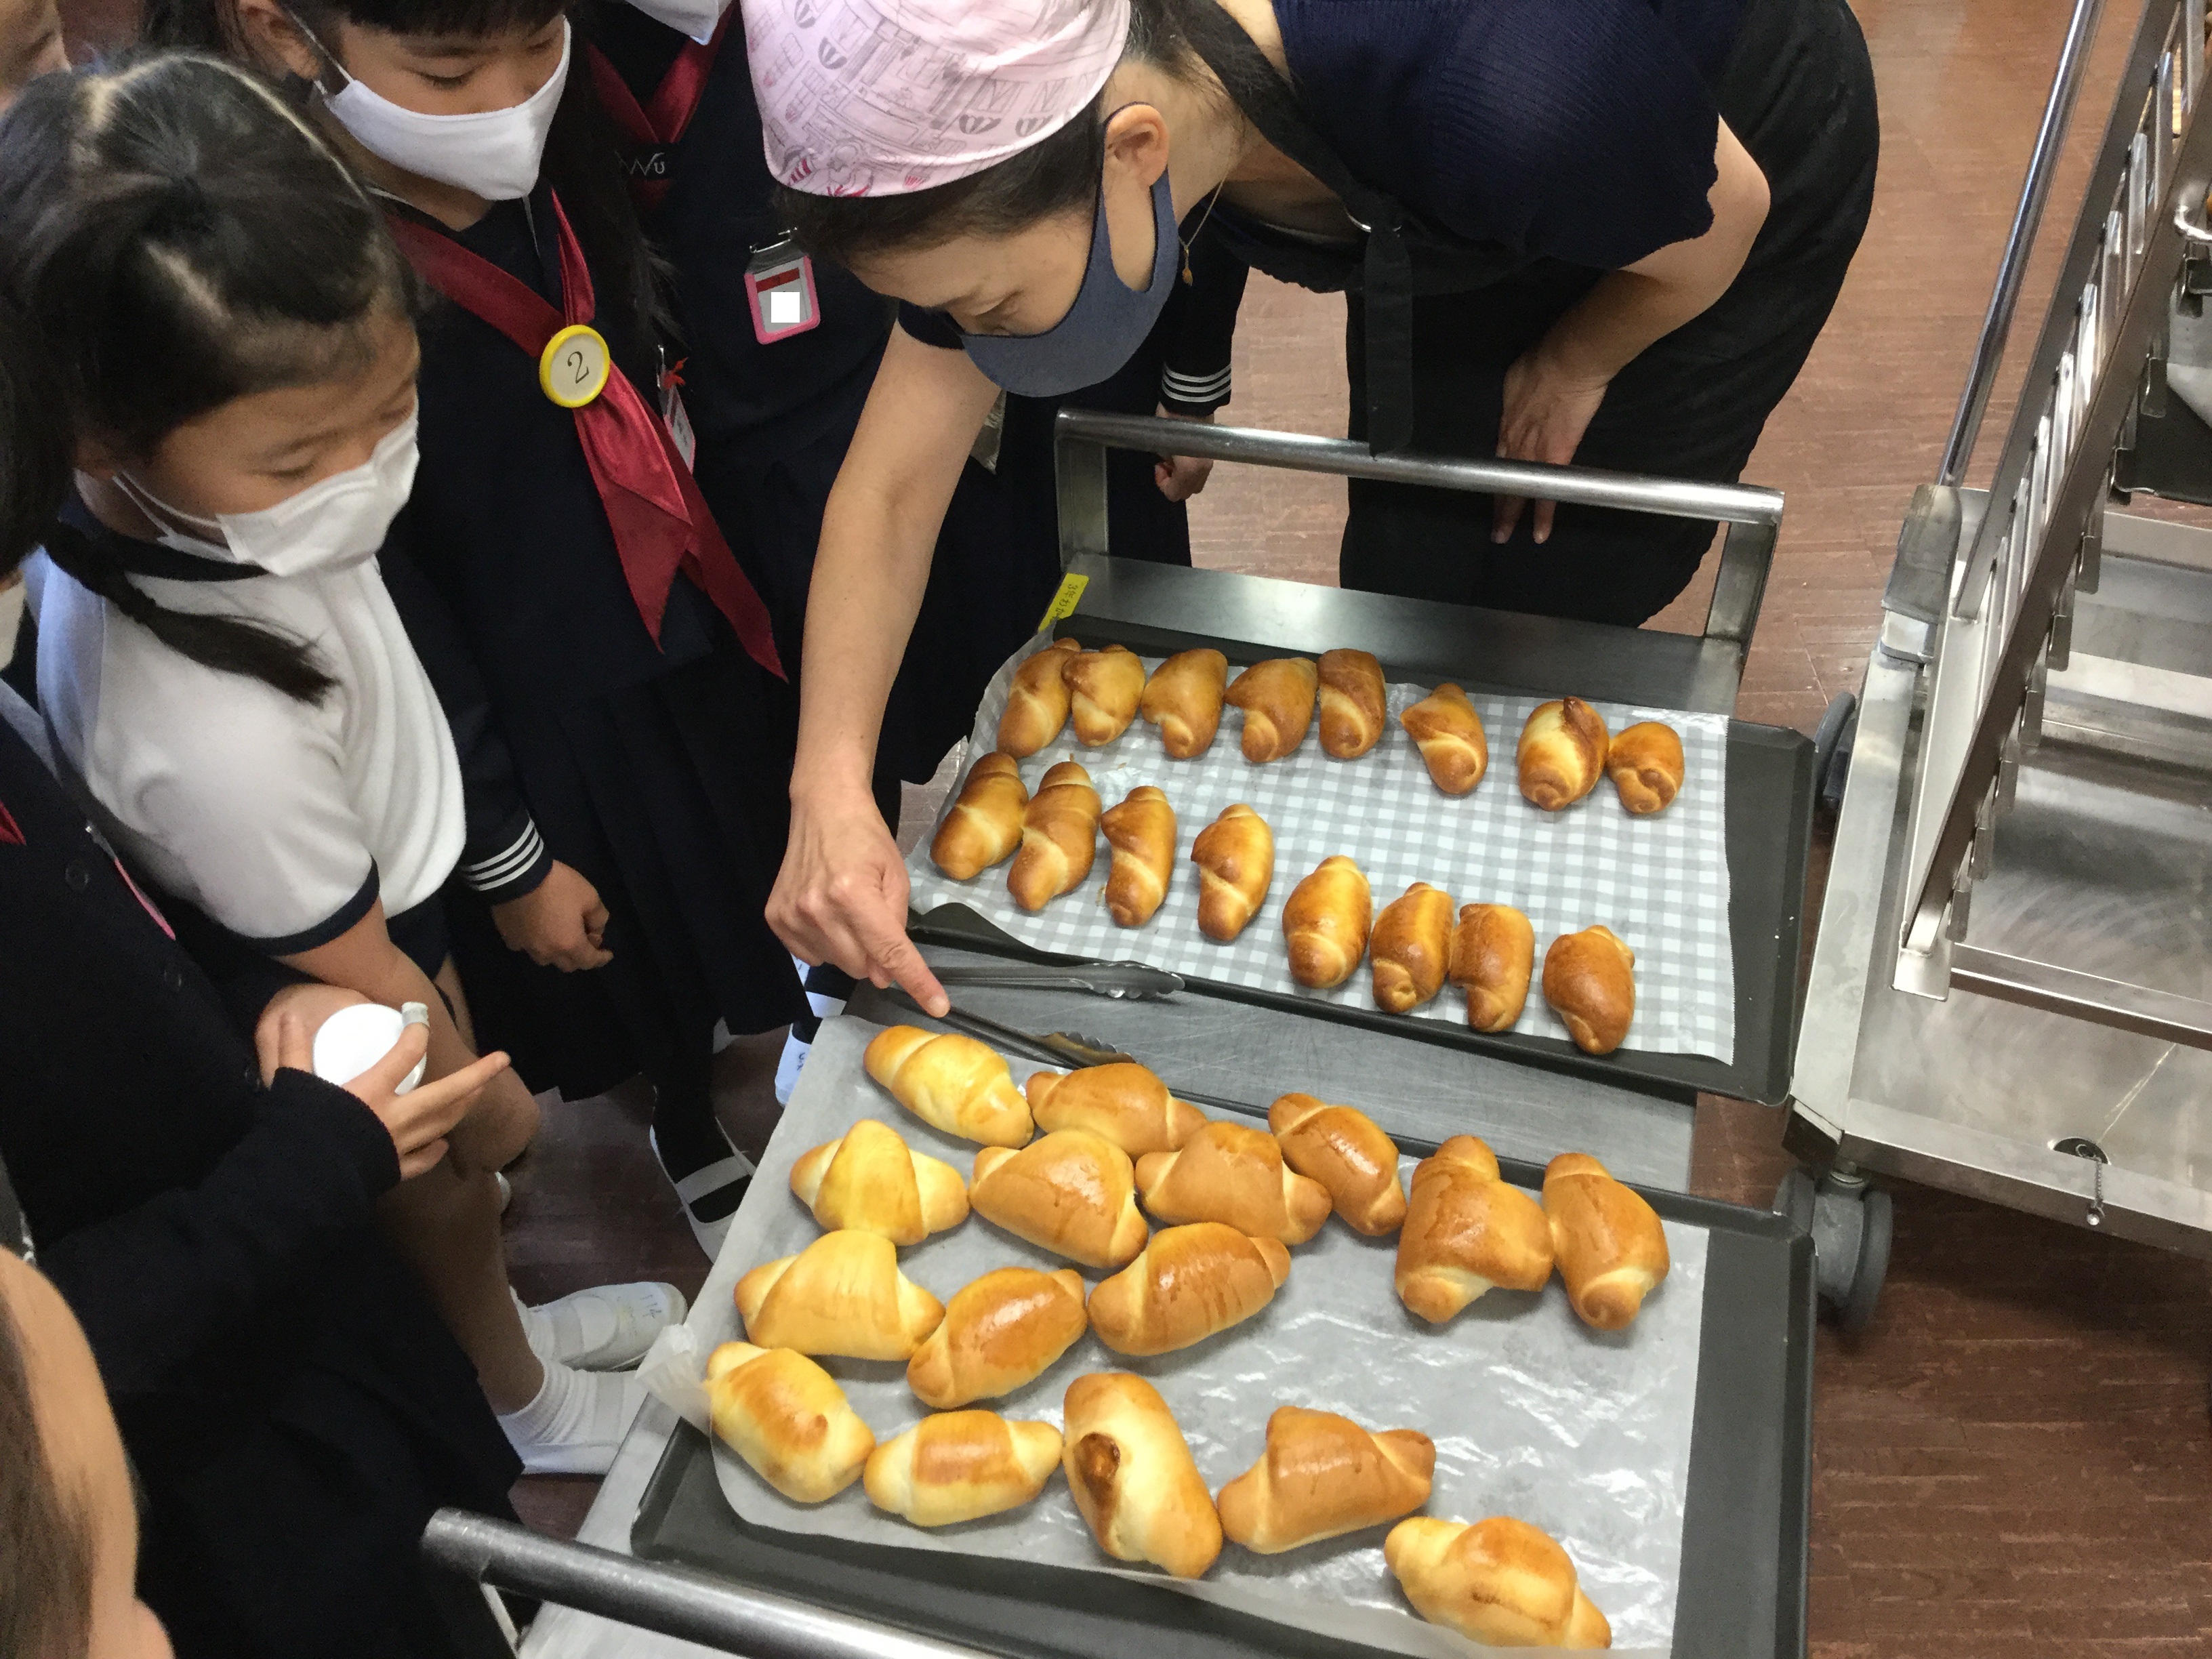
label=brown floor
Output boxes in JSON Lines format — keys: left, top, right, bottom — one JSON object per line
{"left": 47, "top": 0, "right": 2212, "bottom": 1645}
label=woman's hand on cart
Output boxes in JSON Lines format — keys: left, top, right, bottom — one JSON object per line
{"left": 1153, "top": 407, "right": 1216, "bottom": 504}
{"left": 770, "top": 779, "right": 950, "bottom": 1017}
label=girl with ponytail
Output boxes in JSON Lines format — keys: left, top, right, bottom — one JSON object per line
{"left": 3, "top": 52, "right": 681, "bottom": 1480}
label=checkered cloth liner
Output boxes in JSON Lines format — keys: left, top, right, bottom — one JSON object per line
{"left": 907, "top": 638, "right": 1736, "bottom": 1063}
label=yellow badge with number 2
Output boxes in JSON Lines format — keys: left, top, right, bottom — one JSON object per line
{"left": 539, "top": 323, "right": 611, "bottom": 409}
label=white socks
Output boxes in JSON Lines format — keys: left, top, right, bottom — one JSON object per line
{"left": 497, "top": 1359, "right": 647, "bottom": 1477}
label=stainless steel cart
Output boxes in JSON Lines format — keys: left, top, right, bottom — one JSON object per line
{"left": 1786, "top": 0, "right": 2212, "bottom": 1333}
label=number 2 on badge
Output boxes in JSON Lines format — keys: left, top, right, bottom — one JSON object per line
{"left": 539, "top": 324, "right": 613, "bottom": 409}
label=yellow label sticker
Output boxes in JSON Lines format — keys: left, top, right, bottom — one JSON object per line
{"left": 539, "top": 323, "right": 612, "bottom": 409}
{"left": 1037, "top": 572, "right": 1088, "bottom": 632}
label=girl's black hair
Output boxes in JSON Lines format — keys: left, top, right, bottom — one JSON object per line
{"left": 142, "top": 0, "right": 666, "bottom": 350}
{"left": 0, "top": 311, "right": 69, "bottom": 582}
{"left": 773, "top": 0, "right": 1271, "bottom": 268}
{"left": 0, "top": 51, "right": 419, "bottom": 702}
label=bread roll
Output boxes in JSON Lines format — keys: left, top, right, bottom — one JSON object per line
{"left": 1134, "top": 1121, "right": 1332, "bottom": 1245}
{"left": 735, "top": 1231, "right": 946, "bottom": 1360}
{"left": 930, "top": 752, "right": 1029, "bottom": 880}
{"left": 906, "top": 1266, "right": 1090, "bottom": 1408}
{"left": 863, "top": 1410, "right": 1064, "bottom": 1527}
{"left": 1400, "top": 683, "right": 1489, "bottom": 795}
{"left": 1542, "top": 926, "right": 1635, "bottom": 1055}
{"left": 1370, "top": 881, "right": 1454, "bottom": 1013}
{"left": 1394, "top": 1135, "right": 1553, "bottom": 1323}
{"left": 1190, "top": 803, "right": 1273, "bottom": 941}
{"left": 1086, "top": 1222, "right": 1291, "bottom": 1355}
{"left": 1216, "top": 1406, "right": 1435, "bottom": 1553}
{"left": 1065, "top": 644, "right": 1146, "bottom": 747}
{"left": 864, "top": 1025, "right": 1033, "bottom": 1147}
{"left": 998, "top": 638, "right": 1079, "bottom": 757}
{"left": 706, "top": 1342, "right": 876, "bottom": 1504}
{"left": 1007, "top": 760, "right": 1102, "bottom": 912}
{"left": 1025, "top": 1063, "right": 1206, "bottom": 1155}
{"left": 968, "top": 1130, "right": 1149, "bottom": 1269}
{"left": 1139, "top": 648, "right": 1228, "bottom": 758}
{"left": 787, "top": 1118, "right": 970, "bottom": 1244}
{"left": 1101, "top": 785, "right": 1176, "bottom": 927}
{"left": 1268, "top": 1094, "right": 1406, "bottom": 1236}
{"left": 1607, "top": 720, "right": 1685, "bottom": 815}
{"left": 1449, "top": 903, "right": 1535, "bottom": 1033}
{"left": 1543, "top": 1153, "right": 1670, "bottom": 1330}
{"left": 1283, "top": 855, "right": 1371, "bottom": 989}
{"left": 1224, "top": 657, "right": 1318, "bottom": 763}
{"left": 1385, "top": 1516, "right": 1612, "bottom": 1649}
{"left": 1062, "top": 1373, "right": 1222, "bottom": 1578}
{"left": 1517, "top": 698, "right": 1610, "bottom": 811}
{"left": 1316, "top": 648, "right": 1387, "bottom": 759}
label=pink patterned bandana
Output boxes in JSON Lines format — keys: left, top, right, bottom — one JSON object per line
{"left": 745, "top": 0, "right": 1131, "bottom": 195}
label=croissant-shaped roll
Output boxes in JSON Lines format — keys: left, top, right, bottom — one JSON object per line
{"left": 1134, "top": 1122, "right": 1332, "bottom": 1244}
{"left": 863, "top": 1025, "right": 1033, "bottom": 1147}
{"left": 998, "top": 637, "right": 1080, "bottom": 758}
{"left": 1065, "top": 644, "right": 1147, "bottom": 747}
{"left": 1139, "top": 648, "right": 1228, "bottom": 758}
{"left": 1100, "top": 785, "right": 1176, "bottom": 927}
{"left": 1386, "top": 1516, "right": 1612, "bottom": 1650}
{"left": 906, "top": 1266, "right": 1090, "bottom": 1408}
{"left": 1062, "top": 1373, "right": 1223, "bottom": 1578}
{"left": 1449, "top": 903, "right": 1535, "bottom": 1033}
{"left": 787, "top": 1119, "right": 970, "bottom": 1244}
{"left": 735, "top": 1230, "right": 946, "bottom": 1360}
{"left": 1542, "top": 926, "right": 1635, "bottom": 1054}
{"left": 1025, "top": 1063, "right": 1206, "bottom": 1156}
{"left": 1268, "top": 1094, "right": 1406, "bottom": 1236}
{"left": 1394, "top": 1135, "right": 1553, "bottom": 1323}
{"left": 968, "top": 1130, "right": 1149, "bottom": 1269}
{"left": 929, "top": 752, "right": 1030, "bottom": 880}
{"left": 1007, "top": 760, "right": 1101, "bottom": 912}
{"left": 1283, "top": 855, "right": 1372, "bottom": 989}
{"left": 1316, "top": 648, "right": 1387, "bottom": 759}
{"left": 1607, "top": 721, "right": 1685, "bottom": 815}
{"left": 1543, "top": 1153, "right": 1670, "bottom": 1330}
{"left": 1190, "top": 803, "right": 1273, "bottom": 942}
{"left": 1517, "top": 698, "right": 1610, "bottom": 811}
{"left": 1087, "top": 1222, "right": 1291, "bottom": 1355}
{"left": 1400, "top": 683, "right": 1489, "bottom": 795}
{"left": 1224, "top": 657, "right": 1319, "bottom": 763}
{"left": 1370, "top": 881, "right": 1454, "bottom": 1013}
{"left": 1216, "top": 1406, "right": 1435, "bottom": 1553}
{"left": 863, "top": 1410, "right": 1064, "bottom": 1527}
{"left": 706, "top": 1342, "right": 876, "bottom": 1503}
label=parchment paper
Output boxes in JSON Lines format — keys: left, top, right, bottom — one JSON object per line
{"left": 903, "top": 638, "right": 1736, "bottom": 1065}
{"left": 703, "top": 1017, "right": 1708, "bottom": 1658}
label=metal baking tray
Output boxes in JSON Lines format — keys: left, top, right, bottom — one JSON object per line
{"left": 912, "top": 632, "right": 1816, "bottom": 1107}
{"left": 629, "top": 1139, "right": 1815, "bottom": 1659}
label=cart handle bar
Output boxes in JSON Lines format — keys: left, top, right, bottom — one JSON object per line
{"left": 421, "top": 1509, "right": 1004, "bottom": 1659}
{"left": 1052, "top": 409, "right": 1785, "bottom": 526}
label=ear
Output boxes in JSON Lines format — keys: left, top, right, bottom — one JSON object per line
{"left": 232, "top": 0, "right": 329, "bottom": 83}
{"left": 1103, "top": 104, "right": 1171, "bottom": 192}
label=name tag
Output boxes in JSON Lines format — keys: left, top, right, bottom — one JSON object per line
{"left": 745, "top": 234, "right": 821, "bottom": 345}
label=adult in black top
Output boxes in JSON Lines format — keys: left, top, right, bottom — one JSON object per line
{"left": 0, "top": 684, "right": 520, "bottom": 1658}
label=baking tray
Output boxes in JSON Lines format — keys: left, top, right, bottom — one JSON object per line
{"left": 630, "top": 1136, "right": 1815, "bottom": 1659}
{"left": 909, "top": 632, "right": 1816, "bottom": 1107}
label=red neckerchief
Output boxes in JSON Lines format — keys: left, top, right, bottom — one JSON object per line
{"left": 386, "top": 194, "right": 783, "bottom": 678}
{"left": 0, "top": 799, "right": 21, "bottom": 846}
{"left": 586, "top": 10, "right": 731, "bottom": 211}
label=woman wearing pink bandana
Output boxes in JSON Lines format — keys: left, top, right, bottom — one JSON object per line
{"left": 751, "top": 0, "right": 1877, "bottom": 1011}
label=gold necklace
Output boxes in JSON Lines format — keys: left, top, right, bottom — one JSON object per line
{"left": 1181, "top": 185, "right": 1225, "bottom": 284}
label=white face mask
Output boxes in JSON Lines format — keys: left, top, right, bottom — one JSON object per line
{"left": 621, "top": 0, "right": 724, "bottom": 46}
{"left": 0, "top": 580, "right": 24, "bottom": 673}
{"left": 116, "top": 413, "right": 419, "bottom": 579}
{"left": 313, "top": 19, "right": 571, "bottom": 202}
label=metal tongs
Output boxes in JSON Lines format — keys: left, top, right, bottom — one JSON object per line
{"left": 927, "top": 961, "right": 1183, "bottom": 1000}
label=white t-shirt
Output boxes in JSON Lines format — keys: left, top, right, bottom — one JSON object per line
{"left": 28, "top": 541, "right": 464, "bottom": 955}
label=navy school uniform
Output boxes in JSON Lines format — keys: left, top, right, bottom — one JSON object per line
{"left": 0, "top": 685, "right": 518, "bottom": 1659}
{"left": 387, "top": 181, "right": 805, "bottom": 1099}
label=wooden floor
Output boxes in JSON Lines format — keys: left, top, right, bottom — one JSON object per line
{"left": 49, "top": 0, "right": 2212, "bottom": 1647}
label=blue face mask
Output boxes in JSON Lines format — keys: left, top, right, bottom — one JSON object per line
{"left": 959, "top": 164, "right": 1179, "bottom": 398}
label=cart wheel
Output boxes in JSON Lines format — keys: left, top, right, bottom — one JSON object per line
{"left": 1838, "top": 1186, "right": 1893, "bottom": 1340}
{"left": 1773, "top": 1167, "right": 1816, "bottom": 1235}
{"left": 1811, "top": 691, "right": 1859, "bottom": 815}
{"left": 1773, "top": 1166, "right": 1890, "bottom": 1335}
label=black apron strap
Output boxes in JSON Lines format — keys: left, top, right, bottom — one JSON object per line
{"left": 1181, "top": 12, "right": 1419, "bottom": 452}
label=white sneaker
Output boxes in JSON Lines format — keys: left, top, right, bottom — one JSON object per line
{"left": 498, "top": 1359, "right": 646, "bottom": 1477}
{"left": 514, "top": 1282, "right": 686, "bottom": 1372}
